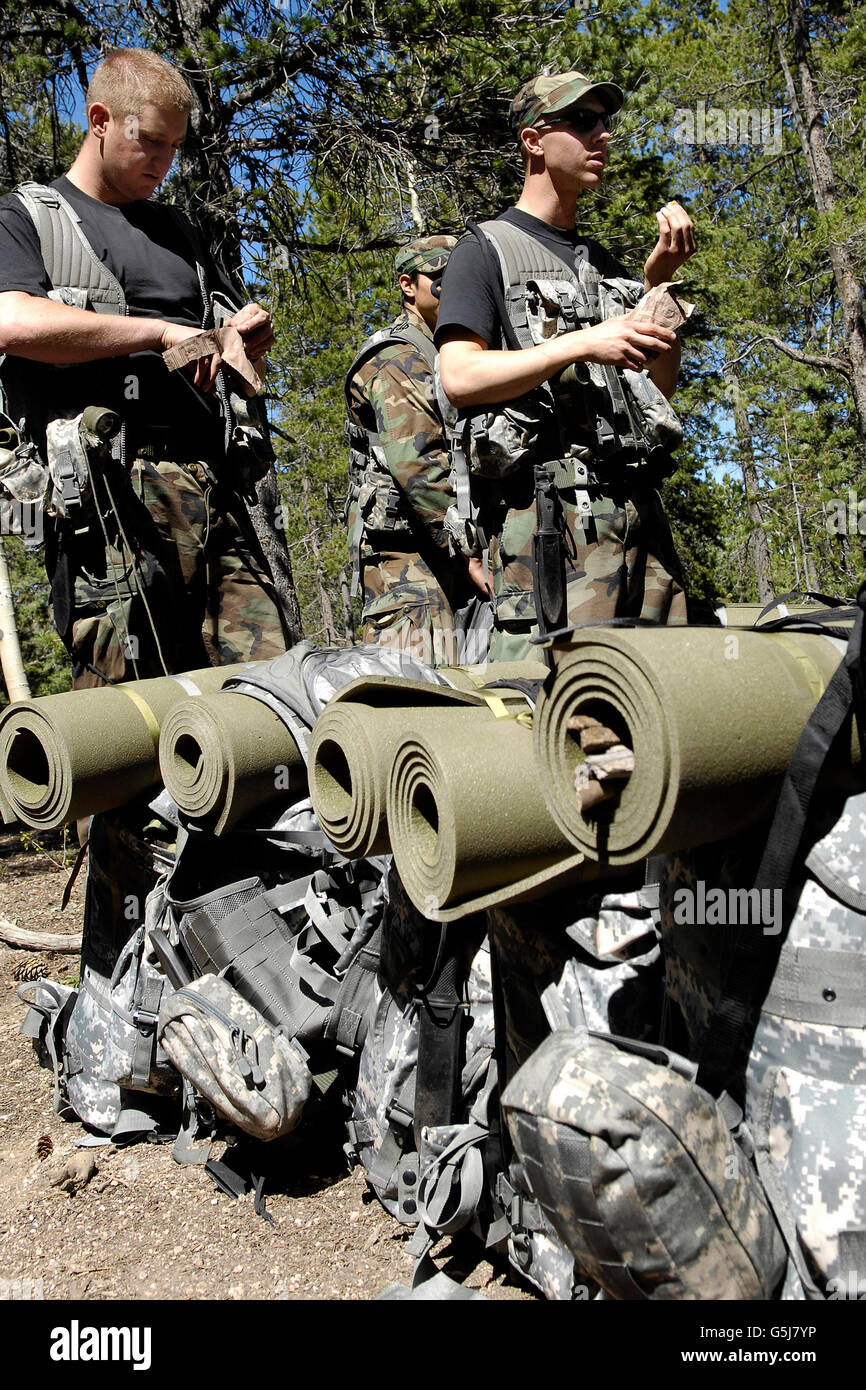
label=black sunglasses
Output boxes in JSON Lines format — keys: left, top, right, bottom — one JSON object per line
{"left": 540, "top": 108, "right": 615, "bottom": 134}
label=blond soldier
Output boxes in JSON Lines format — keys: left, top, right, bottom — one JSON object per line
{"left": 0, "top": 47, "right": 288, "bottom": 685}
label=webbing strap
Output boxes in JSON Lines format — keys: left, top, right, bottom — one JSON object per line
{"left": 17, "top": 981, "right": 75, "bottom": 1119}
{"left": 416, "top": 1123, "right": 487, "bottom": 1236}
{"left": 16, "top": 182, "right": 126, "bottom": 316}
{"left": 413, "top": 925, "right": 465, "bottom": 1149}
{"left": 752, "top": 1073, "right": 825, "bottom": 1300}
{"left": 697, "top": 583, "right": 866, "bottom": 1100}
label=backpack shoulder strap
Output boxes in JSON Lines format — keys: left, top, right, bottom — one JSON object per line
{"left": 14, "top": 181, "right": 125, "bottom": 315}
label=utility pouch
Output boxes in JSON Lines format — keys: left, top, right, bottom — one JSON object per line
{"left": 102, "top": 925, "right": 178, "bottom": 1094}
{"left": 44, "top": 407, "right": 120, "bottom": 520}
{"left": 158, "top": 973, "right": 312, "bottom": 1142}
{"left": 453, "top": 389, "right": 554, "bottom": 482}
{"left": 503, "top": 1029, "right": 786, "bottom": 1301}
{"left": 0, "top": 429, "right": 48, "bottom": 538}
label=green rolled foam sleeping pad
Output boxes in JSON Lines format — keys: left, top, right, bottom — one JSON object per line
{"left": 534, "top": 626, "right": 861, "bottom": 866}
{"left": 159, "top": 691, "right": 306, "bottom": 835}
{"left": 0, "top": 663, "right": 254, "bottom": 830}
{"left": 308, "top": 666, "right": 541, "bottom": 860}
{"left": 386, "top": 706, "right": 584, "bottom": 920}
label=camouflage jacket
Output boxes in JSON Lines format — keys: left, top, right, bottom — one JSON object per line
{"left": 346, "top": 313, "right": 453, "bottom": 558}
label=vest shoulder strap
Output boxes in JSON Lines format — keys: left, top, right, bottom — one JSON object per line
{"left": 477, "top": 218, "right": 600, "bottom": 350}
{"left": 15, "top": 182, "right": 126, "bottom": 315}
{"left": 345, "top": 321, "right": 438, "bottom": 412}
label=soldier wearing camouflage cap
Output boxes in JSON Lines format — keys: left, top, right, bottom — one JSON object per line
{"left": 345, "top": 234, "right": 491, "bottom": 666}
{"left": 436, "top": 69, "right": 697, "bottom": 659}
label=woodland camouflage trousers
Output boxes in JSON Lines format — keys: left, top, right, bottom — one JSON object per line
{"left": 69, "top": 453, "right": 288, "bottom": 1002}
{"left": 360, "top": 546, "right": 473, "bottom": 669}
{"left": 488, "top": 483, "right": 688, "bottom": 662}
{"left": 70, "top": 454, "right": 287, "bottom": 689}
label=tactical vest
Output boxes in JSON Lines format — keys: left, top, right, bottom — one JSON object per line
{"left": 8, "top": 182, "right": 270, "bottom": 481}
{"left": 445, "top": 220, "right": 684, "bottom": 550}
{"left": 344, "top": 317, "right": 439, "bottom": 595}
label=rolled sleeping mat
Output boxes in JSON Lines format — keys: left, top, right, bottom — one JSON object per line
{"left": 440, "top": 658, "right": 550, "bottom": 692}
{"left": 535, "top": 626, "right": 861, "bottom": 867}
{"left": 386, "top": 706, "right": 586, "bottom": 921}
{"left": 309, "top": 670, "right": 537, "bottom": 859}
{"left": 159, "top": 692, "right": 307, "bottom": 835}
{"left": 721, "top": 599, "right": 853, "bottom": 629}
{"left": 0, "top": 663, "right": 254, "bottom": 830}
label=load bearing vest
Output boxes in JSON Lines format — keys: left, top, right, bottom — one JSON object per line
{"left": 10, "top": 182, "right": 264, "bottom": 467}
{"left": 343, "top": 318, "right": 440, "bottom": 595}
{"left": 444, "top": 219, "right": 685, "bottom": 542}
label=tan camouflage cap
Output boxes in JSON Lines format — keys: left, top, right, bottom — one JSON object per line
{"left": 509, "top": 70, "right": 625, "bottom": 134}
{"left": 394, "top": 235, "right": 457, "bottom": 277}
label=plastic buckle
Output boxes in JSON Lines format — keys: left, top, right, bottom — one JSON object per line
{"left": 385, "top": 1097, "right": 414, "bottom": 1133}
{"left": 132, "top": 1007, "right": 159, "bottom": 1033}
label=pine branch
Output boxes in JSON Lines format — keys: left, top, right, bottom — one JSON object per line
{"left": 755, "top": 334, "right": 852, "bottom": 377}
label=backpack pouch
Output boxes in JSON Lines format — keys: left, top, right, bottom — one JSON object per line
{"left": 502, "top": 1029, "right": 786, "bottom": 1300}
{"left": 158, "top": 974, "right": 311, "bottom": 1142}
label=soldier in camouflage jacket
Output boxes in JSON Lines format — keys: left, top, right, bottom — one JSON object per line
{"left": 346, "top": 236, "right": 489, "bottom": 667}
{"left": 437, "top": 71, "right": 697, "bottom": 660}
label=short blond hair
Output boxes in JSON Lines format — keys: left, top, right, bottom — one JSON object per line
{"left": 86, "top": 49, "right": 194, "bottom": 119}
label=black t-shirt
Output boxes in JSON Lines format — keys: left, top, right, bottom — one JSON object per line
{"left": 0, "top": 175, "right": 238, "bottom": 455}
{"left": 434, "top": 206, "right": 634, "bottom": 349}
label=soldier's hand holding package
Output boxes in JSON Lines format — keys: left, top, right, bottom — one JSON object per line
{"left": 160, "top": 302, "right": 273, "bottom": 394}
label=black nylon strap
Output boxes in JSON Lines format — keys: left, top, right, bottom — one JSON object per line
{"left": 697, "top": 583, "right": 866, "bottom": 1099}
{"left": 413, "top": 924, "right": 467, "bottom": 1149}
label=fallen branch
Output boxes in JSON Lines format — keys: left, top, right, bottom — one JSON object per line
{"left": 0, "top": 918, "right": 82, "bottom": 953}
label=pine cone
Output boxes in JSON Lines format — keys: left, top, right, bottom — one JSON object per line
{"left": 36, "top": 1134, "right": 53, "bottom": 1161}
{"left": 11, "top": 957, "right": 51, "bottom": 983}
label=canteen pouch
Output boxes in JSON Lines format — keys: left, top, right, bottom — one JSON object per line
{"left": 158, "top": 974, "right": 312, "bottom": 1142}
{"left": 452, "top": 389, "right": 555, "bottom": 481}
{"left": 502, "top": 1029, "right": 786, "bottom": 1300}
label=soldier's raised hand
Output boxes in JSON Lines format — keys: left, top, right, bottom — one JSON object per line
{"left": 159, "top": 320, "right": 222, "bottom": 393}
{"left": 643, "top": 202, "right": 696, "bottom": 288}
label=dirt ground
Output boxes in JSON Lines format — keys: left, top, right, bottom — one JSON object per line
{"left": 0, "top": 830, "right": 535, "bottom": 1303}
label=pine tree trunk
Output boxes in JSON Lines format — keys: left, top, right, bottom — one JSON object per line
{"left": 252, "top": 470, "right": 303, "bottom": 645}
{"left": 773, "top": 0, "right": 866, "bottom": 442}
{"left": 726, "top": 375, "right": 776, "bottom": 604}
{"left": 325, "top": 483, "right": 355, "bottom": 643}
{"left": 302, "top": 471, "right": 337, "bottom": 644}
{"left": 0, "top": 537, "right": 31, "bottom": 702}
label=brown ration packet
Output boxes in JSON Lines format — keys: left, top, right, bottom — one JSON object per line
{"left": 162, "top": 324, "right": 266, "bottom": 397}
{"left": 629, "top": 282, "right": 694, "bottom": 334}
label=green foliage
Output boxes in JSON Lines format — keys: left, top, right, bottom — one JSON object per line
{"left": 1, "top": 538, "right": 70, "bottom": 704}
